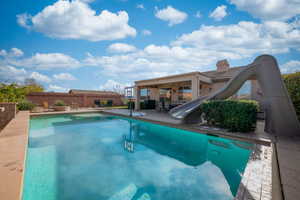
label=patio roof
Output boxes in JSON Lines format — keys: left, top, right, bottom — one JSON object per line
{"left": 134, "top": 65, "right": 248, "bottom": 87}
{"left": 135, "top": 71, "right": 212, "bottom": 87}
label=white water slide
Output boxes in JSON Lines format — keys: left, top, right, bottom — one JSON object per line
{"left": 169, "top": 55, "right": 300, "bottom": 136}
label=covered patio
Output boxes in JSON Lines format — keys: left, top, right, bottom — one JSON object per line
{"left": 134, "top": 72, "right": 212, "bottom": 111}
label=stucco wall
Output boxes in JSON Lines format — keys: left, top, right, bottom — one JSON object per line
{"left": 200, "top": 83, "right": 213, "bottom": 96}
{"left": 0, "top": 103, "right": 16, "bottom": 130}
{"left": 26, "top": 92, "right": 123, "bottom": 107}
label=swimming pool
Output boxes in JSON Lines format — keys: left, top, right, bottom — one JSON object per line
{"left": 23, "top": 113, "right": 253, "bottom": 200}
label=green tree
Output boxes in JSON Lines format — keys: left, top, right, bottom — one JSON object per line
{"left": 0, "top": 79, "right": 44, "bottom": 103}
{"left": 0, "top": 83, "right": 25, "bottom": 102}
{"left": 23, "top": 78, "right": 44, "bottom": 94}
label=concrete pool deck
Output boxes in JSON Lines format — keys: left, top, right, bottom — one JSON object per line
{"left": 1, "top": 108, "right": 297, "bottom": 200}
{"left": 0, "top": 111, "right": 29, "bottom": 200}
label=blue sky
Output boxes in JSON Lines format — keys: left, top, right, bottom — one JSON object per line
{"left": 0, "top": 0, "right": 300, "bottom": 92}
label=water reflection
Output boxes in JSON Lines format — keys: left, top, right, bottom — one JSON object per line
{"left": 123, "top": 121, "right": 135, "bottom": 153}
{"left": 123, "top": 119, "right": 251, "bottom": 195}
{"left": 24, "top": 115, "right": 252, "bottom": 200}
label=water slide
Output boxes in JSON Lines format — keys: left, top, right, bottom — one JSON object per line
{"left": 169, "top": 55, "right": 300, "bottom": 136}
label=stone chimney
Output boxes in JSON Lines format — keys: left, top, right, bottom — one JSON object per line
{"left": 216, "top": 59, "right": 230, "bottom": 72}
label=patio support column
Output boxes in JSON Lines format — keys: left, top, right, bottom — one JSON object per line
{"left": 192, "top": 76, "right": 200, "bottom": 100}
{"left": 135, "top": 86, "right": 141, "bottom": 110}
{"left": 150, "top": 88, "right": 160, "bottom": 101}
{"left": 171, "top": 86, "right": 179, "bottom": 103}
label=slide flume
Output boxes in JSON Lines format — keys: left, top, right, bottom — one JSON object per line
{"left": 169, "top": 55, "right": 300, "bottom": 136}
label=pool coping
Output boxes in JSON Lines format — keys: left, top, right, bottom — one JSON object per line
{"left": 234, "top": 144, "right": 273, "bottom": 200}
{"left": 1, "top": 110, "right": 274, "bottom": 200}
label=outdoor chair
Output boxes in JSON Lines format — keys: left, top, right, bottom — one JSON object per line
{"left": 71, "top": 102, "right": 79, "bottom": 110}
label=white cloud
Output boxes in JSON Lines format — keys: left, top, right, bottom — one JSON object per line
{"left": 229, "top": 0, "right": 300, "bottom": 21}
{"left": 136, "top": 4, "right": 145, "bottom": 10}
{"left": 10, "top": 48, "right": 24, "bottom": 57}
{"left": 155, "top": 6, "right": 188, "bottom": 26}
{"left": 16, "top": 53, "right": 81, "bottom": 70}
{"left": 0, "top": 65, "right": 27, "bottom": 83}
{"left": 1, "top": 48, "right": 81, "bottom": 71}
{"left": 16, "top": 13, "right": 32, "bottom": 29}
{"left": 48, "top": 84, "right": 68, "bottom": 92}
{"left": 0, "top": 50, "right": 7, "bottom": 57}
{"left": 99, "top": 79, "right": 130, "bottom": 93}
{"left": 17, "top": 0, "right": 136, "bottom": 41}
{"left": 30, "top": 72, "right": 51, "bottom": 83}
{"left": 172, "top": 21, "right": 300, "bottom": 57}
{"left": 83, "top": 46, "right": 219, "bottom": 82}
{"left": 209, "top": 5, "right": 227, "bottom": 21}
{"left": 53, "top": 73, "right": 76, "bottom": 80}
{"left": 142, "top": 29, "right": 152, "bottom": 36}
{"left": 83, "top": 19, "right": 300, "bottom": 82}
{"left": 195, "top": 11, "right": 202, "bottom": 18}
{"left": 78, "top": 0, "right": 95, "bottom": 3}
{"left": 2, "top": 17, "right": 300, "bottom": 84}
{"left": 281, "top": 60, "right": 300, "bottom": 73}
{"left": 0, "top": 48, "right": 24, "bottom": 58}
{"left": 0, "top": 60, "right": 51, "bottom": 84}
{"left": 107, "top": 43, "right": 137, "bottom": 53}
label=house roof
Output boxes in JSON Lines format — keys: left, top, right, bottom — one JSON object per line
{"left": 202, "top": 66, "right": 246, "bottom": 81}
{"left": 135, "top": 65, "right": 247, "bottom": 86}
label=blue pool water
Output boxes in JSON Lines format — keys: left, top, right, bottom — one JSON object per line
{"left": 23, "top": 113, "right": 253, "bottom": 200}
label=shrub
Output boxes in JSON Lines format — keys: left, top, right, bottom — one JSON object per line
{"left": 200, "top": 100, "right": 258, "bottom": 132}
{"left": 54, "top": 100, "right": 66, "bottom": 106}
{"left": 283, "top": 72, "right": 300, "bottom": 120}
{"left": 17, "top": 100, "right": 35, "bottom": 111}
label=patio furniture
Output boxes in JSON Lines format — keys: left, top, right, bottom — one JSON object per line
{"left": 164, "top": 101, "right": 170, "bottom": 111}
{"left": 158, "top": 99, "right": 169, "bottom": 111}
{"left": 31, "top": 106, "right": 44, "bottom": 113}
{"left": 157, "top": 102, "right": 164, "bottom": 112}
{"left": 42, "top": 101, "right": 48, "bottom": 109}
{"left": 71, "top": 102, "right": 79, "bottom": 110}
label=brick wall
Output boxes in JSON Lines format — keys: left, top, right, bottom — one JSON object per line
{"left": 26, "top": 92, "right": 123, "bottom": 107}
{"left": 0, "top": 103, "right": 16, "bottom": 130}
{"left": 216, "top": 59, "right": 230, "bottom": 72}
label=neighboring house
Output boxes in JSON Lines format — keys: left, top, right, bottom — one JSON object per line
{"left": 26, "top": 89, "right": 124, "bottom": 107}
{"left": 134, "top": 60, "right": 262, "bottom": 110}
